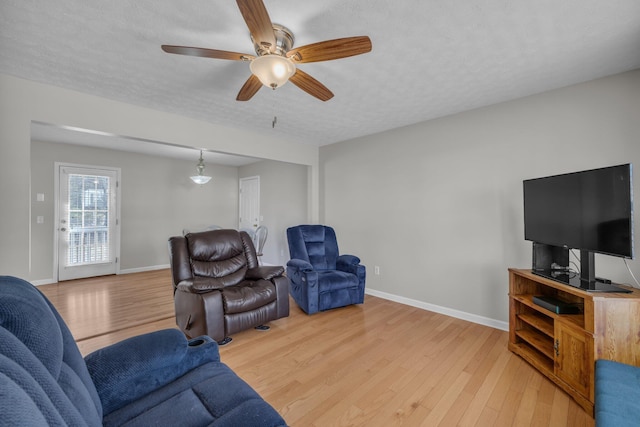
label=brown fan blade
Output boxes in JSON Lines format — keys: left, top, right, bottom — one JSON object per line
{"left": 236, "top": 74, "right": 263, "bottom": 101}
{"left": 286, "top": 36, "right": 372, "bottom": 63}
{"left": 162, "top": 45, "right": 255, "bottom": 61}
{"left": 236, "top": 0, "right": 276, "bottom": 53}
{"left": 289, "top": 69, "right": 334, "bottom": 102}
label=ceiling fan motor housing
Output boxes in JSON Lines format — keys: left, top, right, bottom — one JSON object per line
{"left": 252, "top": 24, "right": 294, "bottom": 57}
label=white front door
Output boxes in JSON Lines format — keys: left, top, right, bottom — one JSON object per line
{"left": 57, "top": 165, "right": 119, "bottom": 281}
{"left": 239, "top": 176, "right": 260, "bottom": 232}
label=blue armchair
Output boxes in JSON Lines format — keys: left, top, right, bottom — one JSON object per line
{"left": 286, "top": 225, "right": 366, "bottom": 314}
{"left": 0, "top": 275, "right": 286, "bottom": 427}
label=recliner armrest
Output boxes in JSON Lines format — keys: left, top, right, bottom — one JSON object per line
{"left": 337, "top": 254, "right": 361, "bottom": 267}
{"left": 246, "top": 266, "right": 285, "bottom": 281}
{"left": 85, "top": 329, "right": 219, "bottom": 415}
{"left": 176, "top": 276, "right": 225, "bottom": 293}
{"left": 336, "top": 255, "right": 365, "bottom": 278}
{"left": 286, "top": 259, "right": 314, "bottom": 272}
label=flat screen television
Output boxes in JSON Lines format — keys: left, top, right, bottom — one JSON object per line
{"left": 523, "top": 163, "right": 634, "bottom": 292}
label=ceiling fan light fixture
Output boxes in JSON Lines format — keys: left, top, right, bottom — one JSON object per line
{"left": 190, "top": 150, "right": 212, "bottom": 185}
{"left": 250, "top": 55, "right": 296, "bottom": 89}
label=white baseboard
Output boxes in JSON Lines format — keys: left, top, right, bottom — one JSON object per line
{"left": 118, "top": 264, "right": 170, "bottom": 275}
{"left": 31, "top": 278, "right": 57, "bottom": 286}
{"left": 31, "top": 264, "right": 170, "bottom": 286}
{"left": 365, "top": 288, "right": 508, "bottom": 332}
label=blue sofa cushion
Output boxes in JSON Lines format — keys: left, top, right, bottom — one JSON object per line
{"left": 0, "top": 276, "right": 102, "bottom": 426}
{"left": 0, "top": 367, "right": 50, "bottom": 426}
{"left": 595, "top": 359, "right": 640, "bottom": 427}
{"left": 103, "top": 362, "right": 286, "bottom": 427}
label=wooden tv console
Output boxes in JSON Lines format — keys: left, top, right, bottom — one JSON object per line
{"left": 508, "top": 268, "right": 640, "bottom": 415}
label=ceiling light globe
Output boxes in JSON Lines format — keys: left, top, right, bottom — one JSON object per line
{"left": 250, "top": 55, "right": 296, "bottom": 89}
{"left": 190, "top": 175, "right": 212, "bottom": 185}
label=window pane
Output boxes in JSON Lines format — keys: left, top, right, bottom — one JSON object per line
{"left": 66, "top": 172, "right": 112, "bottom": 266}
{"left": 83, "top": 212, "right": 95, "bottom": 227}
{"left": 69, "top": 175, "right": 83, "bottom": 209}
{"left": 70, "top": 211, "right": 82, "bottom": 228}
{"left": 96, "top": 212, "right": 108, "bottom": 227}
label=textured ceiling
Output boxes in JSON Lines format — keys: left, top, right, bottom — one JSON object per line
{"left": 2, "top": 0, "right": 640, "bottom": 152}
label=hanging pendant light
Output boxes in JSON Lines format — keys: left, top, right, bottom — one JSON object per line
{"left": 190, "top": 150, "right": 212, "bottom": 184}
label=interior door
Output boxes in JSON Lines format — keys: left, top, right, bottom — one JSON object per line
{"left": 239, "top": 176, "right": 260, "bottom": 232}
{"left": 57, "top": 165, "right": 119, "bottom": 281}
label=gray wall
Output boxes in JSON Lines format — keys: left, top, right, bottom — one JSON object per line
{"left": 3, "top": 71, "right": 640, "bottom": 326}
{"left": 239, "top": 160, "right": 308, "bottom": 266}
{"left": 30, "top": 141, "right": 239, "bottom": 281}
{"left": 320, "top": 69, "right": 640, "bottom": 324}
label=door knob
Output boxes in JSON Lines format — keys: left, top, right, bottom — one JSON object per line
{"left": 60, "top": 228, "right": 67, "bottom": 232}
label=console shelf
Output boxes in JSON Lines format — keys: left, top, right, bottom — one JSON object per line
{"left": 508, "top": 268, "right": 640, "bottom": 415}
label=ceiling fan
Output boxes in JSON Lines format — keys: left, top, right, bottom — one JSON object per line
{"left": 161, "top": 0, "right": 372, "bottom": 102}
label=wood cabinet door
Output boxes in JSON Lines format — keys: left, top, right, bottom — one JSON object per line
{"left": 554, "top": 321, "right": 594, "bottom": 399}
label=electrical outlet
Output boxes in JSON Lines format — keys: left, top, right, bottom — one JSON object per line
{"left": 374, "top": 266, "right": 380, "bottom": 275}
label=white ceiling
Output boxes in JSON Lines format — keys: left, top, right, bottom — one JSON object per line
{"left": 2, "top": 1, "right": 640, "bottom": 163}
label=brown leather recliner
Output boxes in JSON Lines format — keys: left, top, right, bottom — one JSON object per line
{"left": 168, "top": 229, "right": 289, "bottom": 344}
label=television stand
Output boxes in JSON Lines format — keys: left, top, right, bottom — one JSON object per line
{"left": 532, "top": 270, "right": 632, "bottom": 293}
{"left": 509, "top": 268, "right": 640, "bottom": 415}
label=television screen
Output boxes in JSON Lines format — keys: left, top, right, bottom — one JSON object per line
{"left": 523, "top": 164, "right": 634, "bottom": 259}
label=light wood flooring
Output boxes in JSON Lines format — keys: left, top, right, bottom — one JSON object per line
{"left": 39, "top": 270, "right": 594, "bottom": 427}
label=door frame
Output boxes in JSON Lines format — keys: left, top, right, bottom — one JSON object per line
{"left": 239, "top": 175, "right": 261, "bottom": 231}
{"left": 53, "top": 162, "right": 122, "bottom": 282}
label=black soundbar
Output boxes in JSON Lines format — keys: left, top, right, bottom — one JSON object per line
{"left": 532, "top": 295, "right": 582, "bottom": 314}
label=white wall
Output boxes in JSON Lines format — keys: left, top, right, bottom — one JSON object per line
{"left": 30, "top": 141, "right": 240, "bottom": 281}
{"left": 0, "top": 74, "right": 319, "bottom": 280}
{"left": 239, "top": 160, "right": 308, "bottom": 266}
{"left": 320, "top": 69, "right": 640, "bottom": 324}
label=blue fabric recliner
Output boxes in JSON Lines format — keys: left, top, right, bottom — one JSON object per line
{"left": 286, "top": 225, "right": 366, "bottom": 315}
{"left": 0, "top": 275, "right": 287, "bottom": 427}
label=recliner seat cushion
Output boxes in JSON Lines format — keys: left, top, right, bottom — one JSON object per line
{"left": 103, "top": 362, "right": 285, "bottom": 427}
{"left": 317, "top": 271, "right": 359, "bottom": 292}
{"left": 222, "top": 280, "right": 276, "bottom": 314}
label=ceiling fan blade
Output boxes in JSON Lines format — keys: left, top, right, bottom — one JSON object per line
{"left": 236, "top": 74, "right": 263, "bottom": 101}
{"left": 289, "top": 69, "right": 334, "bottom": 102}
{"left": 162, "top": 45, "right": 254, "bottom": 61}
{"left": 236, "top": 0, "right": 276, "bottom": 53}
{"left": 286, "top": 36, "right": 372, "bottom": 63}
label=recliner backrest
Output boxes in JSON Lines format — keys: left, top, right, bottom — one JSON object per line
{"left": 169, "top": 229, "right": 259, "bottom": 288}
{"left": 287, "top": 225, "right": 340, "bottom": 271}
{"left": 0, "top": 276, "right": 103, "bottom": 426}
